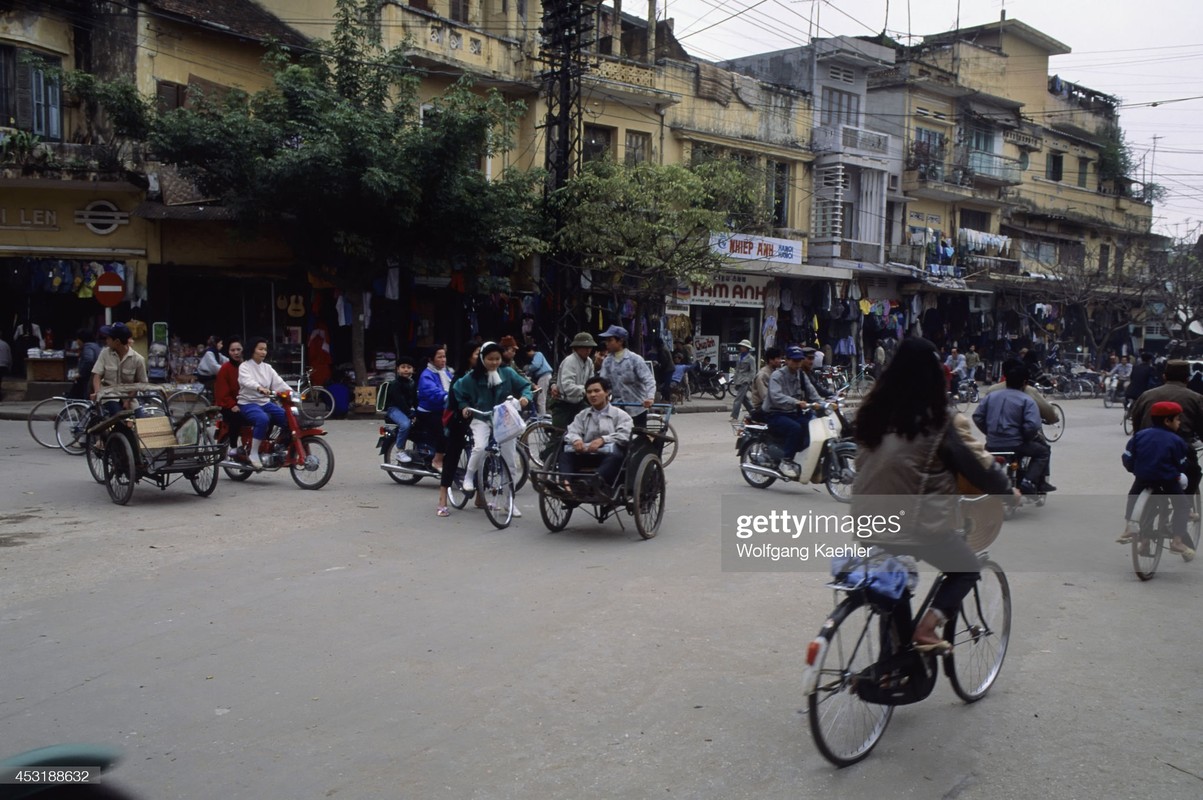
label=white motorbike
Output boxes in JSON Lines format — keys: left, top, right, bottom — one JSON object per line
{"left": 735, "top": 400, "right": 857, "bottom": 502}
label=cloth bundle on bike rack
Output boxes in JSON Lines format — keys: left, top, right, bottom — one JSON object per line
{"left": 829, "top": 551, "right": 919, "bottom": 602}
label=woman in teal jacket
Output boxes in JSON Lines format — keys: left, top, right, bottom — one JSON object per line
{"left": 453, "top": 341, "right": 533, "bottom": 511}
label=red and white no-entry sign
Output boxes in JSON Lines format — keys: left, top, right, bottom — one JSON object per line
{"left": 95, "top": 271, "right": 125, "bottom": 308}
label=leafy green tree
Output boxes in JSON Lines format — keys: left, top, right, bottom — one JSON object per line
{"left": 73, "top": 0, "right": 545, "bottom": 382}
{"left": 548, "top": 158, "right": 768, "bottom": 342}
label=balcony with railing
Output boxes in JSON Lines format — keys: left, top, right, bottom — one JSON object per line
{"left": 958, "top": 148, "right": 1023, "bottom": 185}
{"left": 885, "top": 243, "right": 1019, "bottom": 278}
{"left": 811, "top": 124, "right": 890, "bottom": 156}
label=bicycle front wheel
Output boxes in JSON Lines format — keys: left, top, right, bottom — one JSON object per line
{"left": 299, "top": 385, "right": 335, "bottom": 420}
{"left": 481, "top": 454, "right": 514, "bottom": 529}
{"left": 945, "top": 560, "right": 1011, "bottom": 701}
{"left": 55, "top": 404, "right": 88, "bottom": 454}
{"left": 27, "top": 398, "right": 62, "bottom": 448}
{"left": 806, "top": 598, "right": 895, "bottom": 767}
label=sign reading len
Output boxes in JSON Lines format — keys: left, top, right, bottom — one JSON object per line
{"left": 94, "top": 271, "right": 125, "bottom": 308}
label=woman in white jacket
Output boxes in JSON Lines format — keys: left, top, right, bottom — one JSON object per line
{"left": 237, "top": 337, "right": 291, "bottom": 469}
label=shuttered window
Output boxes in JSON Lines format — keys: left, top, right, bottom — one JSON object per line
{"left": 0, "top": 45, "right": 62, "bottom": 140}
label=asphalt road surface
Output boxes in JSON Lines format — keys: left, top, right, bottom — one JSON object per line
{"left": 1, "top": 401, "right": 1201, "bottom": 799}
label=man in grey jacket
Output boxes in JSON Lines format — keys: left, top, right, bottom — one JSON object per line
{"left": 551, "top": 331, "right": 596, "bottom": 428}
{"left": 558, "top": 376, "right": 634, "bottom": 487}
{"left": 763, "top": 346, "right": 827, "bottom": 479}
{"left": 729, "top": 338, "right": 757, "bottom": 421}
{"left": 598, "top": 324, "right": 656, "bottom": 428}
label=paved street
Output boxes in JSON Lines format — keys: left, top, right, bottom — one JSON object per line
{"left": 2, "top": 403, "right": 1202, "bottom": 799}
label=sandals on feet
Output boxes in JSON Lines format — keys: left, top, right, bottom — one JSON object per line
{"left": 1170, "top": 542, "right": 1196, "bottom": 562}
{"left": 913, "top": 640, "right": 952, "bottom": 653}
{"left": 436, "top": 506, "right": 450, "bottom": 517}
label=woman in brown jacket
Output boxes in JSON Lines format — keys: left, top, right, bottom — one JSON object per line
{"left": 851, "top": 337, "right": 1013, "bottom": 651}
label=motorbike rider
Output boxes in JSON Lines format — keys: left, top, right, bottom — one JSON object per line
{"left": 763, "top": 345, "right": 832, "bottom": 480}
{"left": 1125, "top": 352, "right": 1159, "bottom": 409}
{"left": 1109, "top": 355, "right": 1132, "bottom": 402}
{"left": 214, "top": 337, "right": 244, "bottom": 457}
{"left": 945, "top": 347, "right": 968, "bottom": 395}
{"left": 746, "top": 347, "right": 783, "bottom": 421}
{"left": 237, "top": 337, "right": 292, "bottom": 471}
{"left": 978, "top": 359, "right": 1059, "bottom": 426}
{"left": 598, "top": 325, "right": 656, "bottom": 429}
{"left": 1129, "top": 360, "right": 1203, "bottom": 496}
{"left": 972, "top": 363, "right": 1055, "bottom": 493}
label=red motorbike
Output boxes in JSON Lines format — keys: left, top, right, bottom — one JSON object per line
{"left": 215, "top": 391, "right": 335, "bottom": 490}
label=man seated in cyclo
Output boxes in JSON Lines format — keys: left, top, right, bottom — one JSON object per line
{"left": 1119, "top": 401, "right": 1196, "bottom": 561}
{"left": 384, "top": 357, "right": 419, "bottom": 463}
{"left": 972, "top": 363, "right": 1055, "bottom": 493}
{"left": 90, "top": 322, "right": 148, "bottom": 416}
{"left": 557, "top": 376, "right": 633, "bottom": 491}
{"left": 762, "top": 345, "right": 830, "bottom": 480}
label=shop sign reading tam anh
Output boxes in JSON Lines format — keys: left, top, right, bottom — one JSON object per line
{"left": 710, "top": 233, "right": 802, "bottom": 266}
{"left": 686, "top": 274, "right": 769, "bottom": 308}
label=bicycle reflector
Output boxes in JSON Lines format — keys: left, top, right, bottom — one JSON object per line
{"left": 806, "top": 639, "right": 824, "bottom": 666}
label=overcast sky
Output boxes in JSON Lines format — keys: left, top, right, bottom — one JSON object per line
{"left": 664, "top": 0, "right": 1203, "bottom": 240}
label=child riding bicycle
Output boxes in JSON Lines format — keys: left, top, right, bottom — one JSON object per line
{"left": 1119, "top": 400, "right": 1196, "bottom": 560}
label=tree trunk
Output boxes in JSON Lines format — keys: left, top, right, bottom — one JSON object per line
{"left": 348, "top": 290, "right": 368, "bottom": 387}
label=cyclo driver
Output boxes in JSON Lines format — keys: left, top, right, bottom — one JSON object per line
{"left": 762, "top": 345, "right": 833, "bottom": 479}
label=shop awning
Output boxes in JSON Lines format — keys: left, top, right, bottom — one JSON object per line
{"left": 901, "top": 277, "right": 993, "bottom": 295}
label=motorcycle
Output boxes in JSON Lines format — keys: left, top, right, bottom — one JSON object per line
{"left": 735, "top": 400, "right": 857, "bottom": 502}
{"left": 378, "top": 422, "right": 443, "bottom": 485}
{"left": 216, "top": 391, "right": 335, "bottom": 490}
{"left": 990, "top": 450, "right": 1045, "bottom": 517}
{"left": 378, "top": 420, "right": 530, "bottom": 491}
{"left": 692, "top": 363, "right": 728, "bottom": 400}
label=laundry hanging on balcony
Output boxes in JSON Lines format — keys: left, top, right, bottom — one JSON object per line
{"left": 957, "top": 228, "right": 1012, "bottom": 256}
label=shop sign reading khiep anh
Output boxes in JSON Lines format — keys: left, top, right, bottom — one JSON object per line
{"left": 710, "top": 233, "right": 802, "bottom": 266}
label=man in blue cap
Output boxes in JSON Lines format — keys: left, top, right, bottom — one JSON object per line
{"left": 597, "top": 324, "right": 657, "bottom": 429}
{"left": 762, "top": 345, "right": 830, "bottom": 479}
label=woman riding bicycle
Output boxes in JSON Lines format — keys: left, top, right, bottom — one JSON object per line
{"left": 851, "top": 337, "right": 1013, "bottom": 651}
{"left": 452, "top": 341, "right": 533, "bottom": 514}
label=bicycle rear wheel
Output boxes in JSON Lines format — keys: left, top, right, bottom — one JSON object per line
{"left": 1133, "top": 495, "right": 1167, "bottom": 581}
{"left": 945, "top": 560, "right": 1011, "bottom": 701}
{"left": 519, "top": 421, "right": 559, "bottom": 469}
{"left": 481, "top": 454, "right": 514, "bottom": 529}
{"left": 166, "top": 389, "right": 210, "bottom": 420}
{"left": 299, "top": 385, "right": 335, "bottom": 420}
{"left": 447, "top": 449, "right": 471, "bottom": 509}
{"left": 27, "top": 398, "right": 62, "bottom": 448}
{"left": 806, "top": 598, "right": 895, "bottom": 767}
{"left": 1043, "top": 403, "right": 1065, "bottom": 442}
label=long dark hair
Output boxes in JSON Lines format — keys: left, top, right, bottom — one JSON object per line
{"left": 855, "top": 337, "right": 949, "bottom": 448}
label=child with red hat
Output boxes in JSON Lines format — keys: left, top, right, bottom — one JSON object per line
{"left": 1120, "top": 401, "right": 1195, "bottom": 560}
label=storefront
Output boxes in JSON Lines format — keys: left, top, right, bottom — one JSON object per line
{"left": 0, "top": 184, "right": 151, "bottom": 385}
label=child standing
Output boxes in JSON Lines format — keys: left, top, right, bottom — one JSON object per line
{"left": 1120, "top": 400, "right": 1195, "bottom": 560}
{"left": 385, "top": 357, "right": 419, "bottom": 463}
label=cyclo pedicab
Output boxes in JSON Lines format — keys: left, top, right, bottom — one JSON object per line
{"left": 526, "top": 403, "right": 673, "bottom": 539}
{"left": 86, "top": 383, "right": 224, "bottom": 505}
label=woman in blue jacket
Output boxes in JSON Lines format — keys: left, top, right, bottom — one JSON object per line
{"left": 417, "top": 345, "right": 454, "bottom": 471}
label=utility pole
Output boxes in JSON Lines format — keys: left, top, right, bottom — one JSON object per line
{"left": 539, "top": 0, "right": 594, "bottom": 359}
{"left": 1150, "top": 134, "right": 1162, "bottom": 194}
